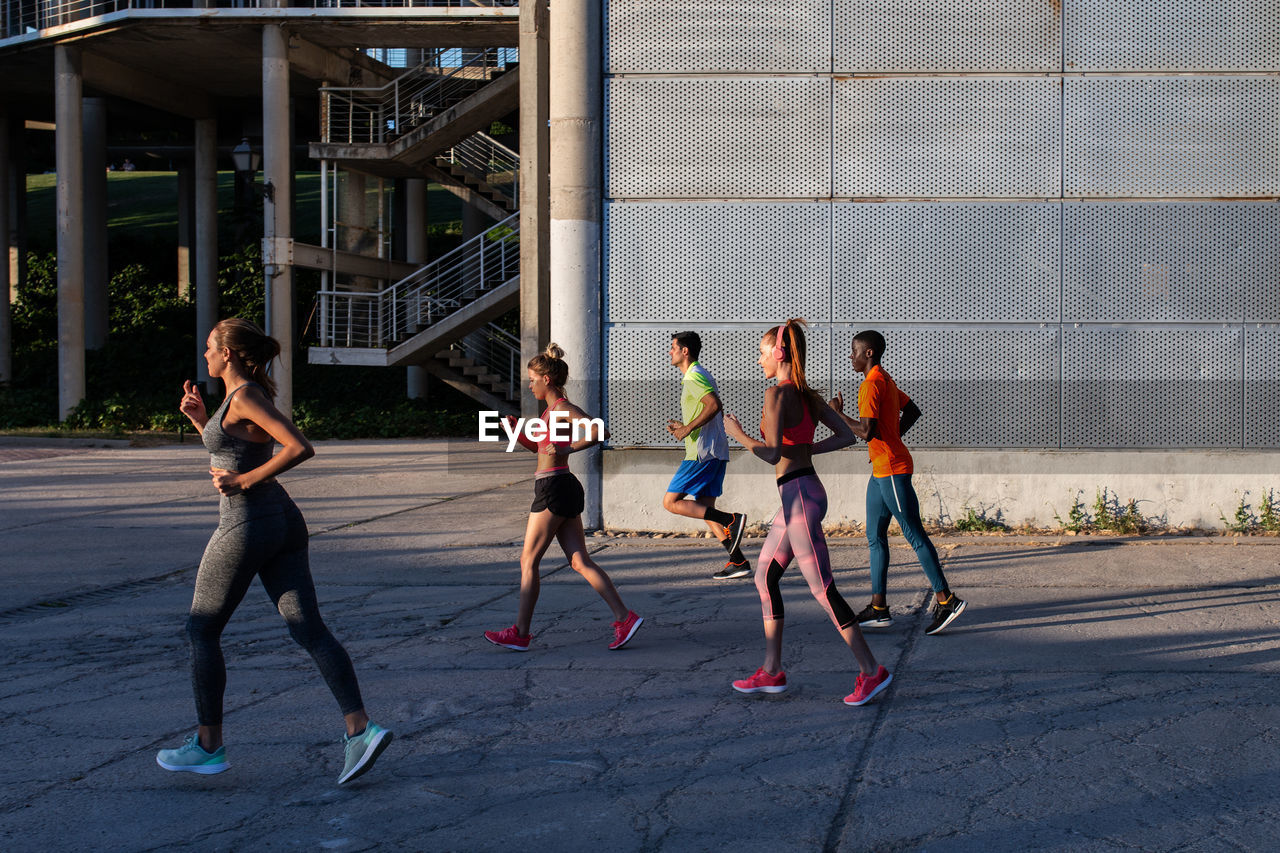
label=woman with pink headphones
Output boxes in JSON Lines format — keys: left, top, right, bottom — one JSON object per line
{"left": 722, "top": 319, "right": 893, "bottom": 706}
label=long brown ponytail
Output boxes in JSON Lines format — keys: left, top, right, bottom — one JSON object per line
{"left": 212, "top": 318, "right": 281, "bottom": 399}
{"left": 766, "top": 318, "right": 825, "bottom": 420}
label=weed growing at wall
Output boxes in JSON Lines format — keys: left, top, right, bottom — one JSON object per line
{"left": 1054, "top": 488, "right": 1150, "bottom": 534}
{"left": 1219, "top": 490, "right": 1280, "bottom": 535}
{"left": 953, "top": 505, "right": 1008, "bottom": 532}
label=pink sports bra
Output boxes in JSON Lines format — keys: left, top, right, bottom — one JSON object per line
{"left": 767, "top": 381, "right": 817, "bottom": 446}
{"left": 539, "top": 397, "right": 570, "bottom": 472}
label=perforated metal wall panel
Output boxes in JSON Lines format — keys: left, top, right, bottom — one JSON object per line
{"left": 605, "top": 202, "right": 831, "bottom": 322}
{"left": 829, "top": 325, "right": 1060, "bottom": 447}
{"left": 606, "top": 78, "right": 830, "bottom": 198}
{"left": 834, "top": 78, "right": 1061, "bottom": 198}
{"left": 835, "top": 0, "right": 1060, "bottom": 72}
{"left": 1065, "top": 203, "right": 1280, "bottom": 323}
{"left": 606, "top": 324, "right": 830, "bottom": 446}
{"left": 1064, "top": 78, "right": 1280, "bottom": 197}
{"left": 1244, "top": 326, "right": 1280, "bottom": 447}
{"left": 833, "top": 202, "right": 1060, "bottom": 322}
{"left": 606, "top": 0, "right": 830, "bottom": 73}
{"left": 1062, "top": 327, "right": 1243, "bottom": 447}
{"left": 1065, "top": 1, "right": 1280, "bottom": 72}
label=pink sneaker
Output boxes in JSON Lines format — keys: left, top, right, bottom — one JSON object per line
{"left": 732, "top": 667, "right": 787, "bottom": 694}
{"left": 844, "top": 665, "right": 892, "bottom": 706}
{"left": 484, "top": 625, "right": 531, "bottom": 651}
{"left": 609, "top": 611, "right": 643, "bottom": 650}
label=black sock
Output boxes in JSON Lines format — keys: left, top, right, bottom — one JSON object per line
{"left": 719, "top": 538, "right": 747, "bottom": 564}
{"left": 705, "top": 507, "right": 735, "bottom": 527}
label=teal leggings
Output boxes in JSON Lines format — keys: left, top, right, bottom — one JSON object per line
{"left": 866, "top": 473, "right": 948, "bottom": 596}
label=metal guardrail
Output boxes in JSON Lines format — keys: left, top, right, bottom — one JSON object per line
{"left": 317, "top": 211, "right": 519, "bottom": 349}
{"left": 441, "top": 131, "right": 519, "bottom": 204}
{"left": 322, "top": 47, "right": 513, "bottom": 145}
{"left": 450, "top": 323, "right": 520, "bottom": 401}
{"left": 2, "top": 0, "right": 515, "bottom": 38}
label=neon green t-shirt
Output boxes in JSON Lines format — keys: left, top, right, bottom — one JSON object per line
{"left": 680, "top": 362, "right": 728, "bottom": 462}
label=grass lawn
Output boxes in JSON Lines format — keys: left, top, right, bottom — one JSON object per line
{"left": 23, "top": 171, "right": 465, "bottom": 255}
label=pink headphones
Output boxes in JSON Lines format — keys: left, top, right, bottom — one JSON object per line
{"left": 770, "top": 324, "right": 788, "bottom": 363}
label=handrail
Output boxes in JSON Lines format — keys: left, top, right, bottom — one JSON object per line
{"left": 322, "top": 47, "right": 514, "bottom": 145}
{"left": 316, "top": 212, "right": 519, "bottom": 349}
{"left": 2, "top": 0, "right": 515, "bottom": 38}
{"left": 442, "top": 131, "right": 519, "bottom": 204}
{"left": 451, "top": 323, "right": 521, "bottom": 401}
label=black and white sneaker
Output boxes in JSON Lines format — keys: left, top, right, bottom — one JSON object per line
{"left": 925, "top": 595, "right": 966, "bottom": 635}
{"left": 855, "top": 603, "right": 893, "bottom": 629}
{"left": 725, "top": 513, "right": 747, "bottom": 557}
{"left": 713, "top": 560, "right": 751, "bottom": 580}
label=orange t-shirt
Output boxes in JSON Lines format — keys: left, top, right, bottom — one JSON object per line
{"left": 858, "top": 365, "right": 913, "bottom": 477}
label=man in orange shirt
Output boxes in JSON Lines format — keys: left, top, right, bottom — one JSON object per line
{"left": 832, "top": 330, "right": 966, "bottom": 636}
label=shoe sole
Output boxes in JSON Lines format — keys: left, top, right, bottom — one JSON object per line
{"left": 857, "top": 619, "right": 893, "bottom": 630}
{"left": 726, "top": 515, "right": 746, "bottom": 558}
{"left": 712, "top": 567, "right": 751, "bottom": 580}
{"left": 732, "top": 683, "right": 787, "bottom": 695}
{"left": 156, "top": 756, "right": 228, "bottom": 774}
{"left": 338, "top": 729, "right": 394, "bottom": 786}
{"left": 925, "top": 599, "right": 967, "bottom": 636}
{"left": 609, "top": 616, "right": 643, "bottom": 650}
{"left": 844, "top": 672, "right": 893, "bottom": 706}
{"left": 484, "top": 633, "right": 530, "bottom": 651}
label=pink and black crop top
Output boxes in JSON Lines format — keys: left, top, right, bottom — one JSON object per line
{"left": 767, "top": 381, "right": 817, "bottom": 446}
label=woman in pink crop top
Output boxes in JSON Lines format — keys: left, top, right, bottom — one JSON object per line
{"left": 723, "top": 318, "right": 893, "bottom": 706}
{"left": 484, "top": 343, "right": 643, "bottom": 653}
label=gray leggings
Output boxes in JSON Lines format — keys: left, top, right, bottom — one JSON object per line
{"left": 187, "top": 483, "right": 363, "bottom": 726}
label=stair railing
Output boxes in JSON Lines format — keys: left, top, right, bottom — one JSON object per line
{"left": 322, "top": 47, "right": 512, "bottom": 146}
{"left": 317, "top": 212, "right": 520, "bottom": 349}
{"left": 441, "top": 131, "right": 519, "bottom": 205}
{"left": 450, "top": 323, "right": 521, "bottom": 402}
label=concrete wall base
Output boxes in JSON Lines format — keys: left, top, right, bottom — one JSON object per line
{"left": 603, "top": 448, "right": 1280, "bottom": 532}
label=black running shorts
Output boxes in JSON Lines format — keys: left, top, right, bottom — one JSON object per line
{"left": 531, "top": 472, "right": 585, "bottom": 517}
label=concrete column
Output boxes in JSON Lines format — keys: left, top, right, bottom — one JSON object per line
{"left": 549, "top": 0, "right": 603, "bottom": 528}
{"left": 194, "top": 118, "right": 218, "bottom": 386}
{"left": 82, "top": 96, "right": 107, "bottom": 351}
{"left": 176, "top": 165, "right": 193, "bottom": 300}
{"left": 263, "top": 23, "right": 294, "bottom": 416}
{"left": 462, "top": 201, "right": 491, "bottom": 242}
{"left": 55, "top": 45, "right": 86, "bottom": 420}
{"left": 8, "top": 114, "right": 28, "bottom": 312}
{"left": 405, "top": 177, "right": 429, "bottom": 400}
{"left": 519, "top": 0, "right": 551, "bottom": 418}
{"left": 0, "top": 108, "right": 10, "bottom": 386}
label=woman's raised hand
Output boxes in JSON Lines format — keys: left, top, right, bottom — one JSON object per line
{"left": 180, "top": 380, "right": 208, "bottom": 429}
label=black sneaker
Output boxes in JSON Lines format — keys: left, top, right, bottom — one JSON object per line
{"left": 725, "top": 513, "right": 747, "bottom": 557}
{"left": 925, "top": 595, "right": 966, "bottom": 635}
{"left": 713, "top": 560, "right": 751, "bottom": 580}
{"left": 855, "top": 603, "right": 892, "bottom": 629}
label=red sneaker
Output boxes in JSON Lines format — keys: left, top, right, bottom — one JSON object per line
{"left": 609, "top": 611, "right": 643, "bottom": 650}
{"left": 732, "top": 667, "right": 787, "bottom": 694}
{"left": 844, "top": 665, "right": 892, "bottom": 706}
{"left": 484, "top": 625, "right": 531, "bottom": 651}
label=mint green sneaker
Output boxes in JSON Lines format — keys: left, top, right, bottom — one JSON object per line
{"left": 156, "top": 733, "right": 228, "bottom": 775}
{"left": 338, "top": 722, "right": 393, "bottom": 785}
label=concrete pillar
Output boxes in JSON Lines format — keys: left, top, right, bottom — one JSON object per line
{"left": 263, "top": 23, "right": 294, "bottom": 416}
{"left": 8, "top": 114, "right": 27, "bottom": 312}
{"left": 82, "top": 96, "right": 107, "bottom": 351}
{"left": 176, "top": 165, "right": 193, "bottom": 300}
{"left": 405, "top": 177, "right": 429, "bottom": 400}
{"left": 548, "top": 0, "right": 603, "bottom": 528}
{"left": 462, "top": 201, "right": 491, "bottom": 242}
{"left": 519, "top": 0, "right": 551, "bottom": 418}
{"left": 55, "top": 45, "right": 86, "bottom": 420}
{"left": 194, "top": 118, "right": 218, "bottom": 387}
{"left": 0, "top": 108, "right": 9, "bottom": 386}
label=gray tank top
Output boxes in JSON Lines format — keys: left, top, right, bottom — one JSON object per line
{"left": 202, "top": 382, "right": 275, "bottom": 473}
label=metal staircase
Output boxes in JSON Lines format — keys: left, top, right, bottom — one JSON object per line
{"left": 310, "top": 48, "right": 524, "bottom": 411}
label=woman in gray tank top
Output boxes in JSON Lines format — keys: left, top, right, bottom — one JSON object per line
{"left": 156, "top": 318, "right": 393, "bottom": 785}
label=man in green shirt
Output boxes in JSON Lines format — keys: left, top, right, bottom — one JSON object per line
{"left": 663, "top": 332, "right": 749, "bottom": 579}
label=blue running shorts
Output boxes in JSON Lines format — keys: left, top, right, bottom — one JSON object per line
{"left": 666, "top": 459, "right": 728, "bottom": 498}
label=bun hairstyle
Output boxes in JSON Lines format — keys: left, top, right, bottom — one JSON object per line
{"left": 763, "top": 318, "right": 825, "bottom": 420}
{"left": 212, "top": 318, "right": 282, "bottom": 399}
{"left": 528, "top": 342, "right": 569, "bottom": 388}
